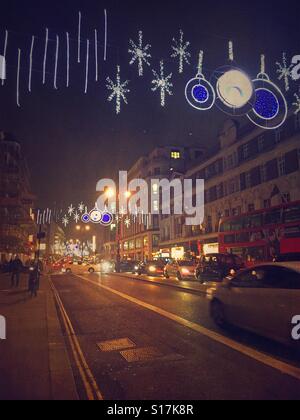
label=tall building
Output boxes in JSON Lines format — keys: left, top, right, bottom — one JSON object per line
{"left": 105, "top": 145, "right": 205, "bottom": 261}
{"left": 0, "top": 131, "right": 36, "bottom": 262}
{"left": 159, "top": 114, "right": 300, "bottom": 260}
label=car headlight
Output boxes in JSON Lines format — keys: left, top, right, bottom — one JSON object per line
{"left": 181, "top": 268, "right": 190, "bottom": 275}
{"left": 149, "top": 266, "right": 156, "bottom": 273}
{"left": 134, "top": 266, "right": 139, "bottom": 270}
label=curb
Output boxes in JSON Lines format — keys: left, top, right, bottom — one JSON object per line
{"left": 46, "top": 275, "right": 79, "bottom": 400}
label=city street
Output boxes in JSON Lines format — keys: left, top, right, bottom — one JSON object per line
{"left": 50, "top": 272, "right": 300, "bottom": 400}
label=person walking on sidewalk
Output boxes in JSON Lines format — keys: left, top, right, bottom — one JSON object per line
{"left": 11, "top": 255, "right": 23, "bottom": 288}
{"left": 28, "top": 263, "right": 41, "bottom": 298}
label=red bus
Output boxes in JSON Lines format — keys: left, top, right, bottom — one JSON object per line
{"left": 218, "top": 201, "right": 300, "bottom": 264}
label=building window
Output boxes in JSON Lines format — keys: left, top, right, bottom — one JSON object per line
{"left": 258, "top": 135, "right": 264, "bottom": 152}
{"left": 245, "top": 172, "right": 251, "bottom": 189}
{"left": 263, "top": 199, "right": 271, "bottom": 209}
{"left": 171, "top": 151, "right": 181, "bottom": 160}
{"left": 154, "top": 167, "right": 161, "bottom": 176}
{"left": 243, "top": 143, "right": 249, "bottom": 160}
{"left": 278, "top": 156, "right": 286, "bottom": 176}
{"left": 248, "top": 204, "right": 255, "bottom": 213}
{"left": 152, "top": 183, "right": 158, "bottom": 193}
{"left": 282, "top": 193, "right": 291, "bottom": 203}
{"left": 260, "top": 164, "right": 267, "bottom": 183}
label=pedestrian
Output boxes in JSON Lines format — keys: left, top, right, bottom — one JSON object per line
{"left": 11, "top": 255, "right": 23, "bottom": 288}
{"left": 28, "top": 264, "right": 40, "bottom": 298}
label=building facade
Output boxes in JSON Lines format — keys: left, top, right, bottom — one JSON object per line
{"left": 104, "top": 145, "right": 205, "bottom": 261}
{"left": 0, "top": 131, "right": 36, "bottom": 262}
{"left": 159, "top": 114, "right": 300, "bottom": 259}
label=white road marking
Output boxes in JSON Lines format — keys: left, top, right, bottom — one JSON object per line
{"left": 77, "top": 274, "right": 300, "bottom": 382}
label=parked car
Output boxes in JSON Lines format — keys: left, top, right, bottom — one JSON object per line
{"left": 118, "top": 260, "right": 139, "bottom": 273}
{"left": 137, "top": 260, "right": 166, "bottom": 277}
{"left": 196, "top": 253, "right": 245, "bottom": 282}
{"left": 164, "top": 260, "right": 197, "bottom": 281}
{"left": 274, "top": 253, "right": 300, "bottom": 262}
{"left": 209, "top": 262, "right": 300, "bottom": 347}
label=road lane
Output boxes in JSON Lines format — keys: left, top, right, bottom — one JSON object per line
{"left": 52, "top": 273, "right": 300, "bottom": 400}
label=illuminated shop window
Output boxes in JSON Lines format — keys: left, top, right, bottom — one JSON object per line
{"left": 171, "top": 151, "right": 181, "bottom": 160}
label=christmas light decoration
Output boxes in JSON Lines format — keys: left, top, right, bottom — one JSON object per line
{"left": 124, "top": 217, "right": 131, "bottom": 228}
{"left": 78, "top": 202, "right": 85, "bottom": 213}
{"left": 74, "top": 212, "right": 80, "bottom": 223}
{"left": 82, "top": 213, "right": 90, "bottom": 224}
{"left": 89, "top": 208, "right": 102, "bottom": 223}
{"left": 185, "top": 51, "right": 216, "bottom": 111}
{"left": 104, "top": 9, "right": 108, "bottom": 61}
{"left": 78, "top": 11, "right": 81, "bottom": 63}
{"left": 106, "top": 65, "right": 130, "bottom": 114}
{"left": 247, "top": 54, "right": 288, "bottom": 130}
{"left": 68, "top": 204, "right": 75, "bottom": 216}
{"left": 62, "top": 215, "right": 69, "bottom": 227}
{"left": 16, "top": 49, "right": 21, "bottom": 107}
{"left": 0, "top": 54, "right": 6, "bottom": 81}
{"left": 54, "top": 35, "right": 59, "bottom": 90}
{"left": 171, "top": 29, "right": 191, "bottom": 74}
{"left": 151, "top": 60, "right": 173, "bottom": 107}
{"left": 85, "top": 39, "right": 90, "bottom": 94}
{"left": 293, "top": 93, "right": 300, "bottom": 115}
{"left": 66, "top": 32, "right": 70, "bottom": 87}
{"left": 129, "top": 31, "right": 151, "bottom": 77}
{"left": 100, "top": 212, "right": 113, "bottom": 226}
{"left": 42, "top": 28, "right": 49, "bottom": 85}
{"left": 212, "top": 41, "right": 255, "bottom": 116}
{"left": 28, "top": 36, "right": 34, "bottom": 92}
{"left": 95, "top": 29, "right": 98, "bottom": 82}
{"left": 1, "top": 30, "right": 8, "bottom": 86}
{"left": 276, "top": 52, "right": 293, "bottom": 92}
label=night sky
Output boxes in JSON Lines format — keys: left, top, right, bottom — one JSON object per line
{"left": 0, "top": 0, "right": 299, "bottom": 209}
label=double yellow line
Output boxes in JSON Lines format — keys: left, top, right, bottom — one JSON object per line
{"left": 50, "top": 279, "right": 103, "bottom": 400}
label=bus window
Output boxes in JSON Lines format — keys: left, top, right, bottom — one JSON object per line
{"left": 224, "top": 234, "right": 236, "bottom": 244}
{"left": 264, "top": 209, "right": 281, "bottom": 225}
{"left": 283, "top": 206, "right": 300, "bottom": 223}
{"left": 231, "top": 218, "right": 243, "bottom": 231}
{"left": 236, "top": 232, "right": 250, "bottom": 243}
{"left": 220, "top": 221, "right": 231, "bottom": 232}
{"left": 249, "top": 214, "right": 262, "bottom": 228}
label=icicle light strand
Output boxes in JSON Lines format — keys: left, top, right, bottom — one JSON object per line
{"left": 85, "top": 39, "right": 89, "bottom": 94}
{"left": 95, "top": 29, "right": 98, "bottom": 81}
{"left": 66, "top": 32, "right": 70, "bottom": 87}
{"left": 28, "top": 36, "right": 34, "bottom": 92}
{"left": 54, "top": 35, "right": 59, "bottom": 90}
{"left": 78, "top": 11, "right": 81, "bottom": 63}
{"left": 43, "top": 28, "right": 49, "bottom": 85}
{"left": 104, "top": 9, "right": 107, "bottom": 61}
{"left": 16, "top": 49, "right": 21, "bottom": 107}
{"left": 1, "top": 30, "right": 8, "bottom": 86}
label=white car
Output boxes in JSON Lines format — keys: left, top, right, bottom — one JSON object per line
{"left": 164, "top": 260, "right": 197, "bottom": 281}
{"left": 209, "top": 262, "right": 300, "bottom": 347}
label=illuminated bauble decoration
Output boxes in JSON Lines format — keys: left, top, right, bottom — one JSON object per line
{"left": 212, "top": 66, "right": 255, "bottom": 116}
{"left": 100, "top": 212, "right": 113, "bottom": 226}
{"left": 247, "top": 69, "right": 288, "bottom": 130}
{"left": 89, "top": 209, "right": 102, "bottom": 224}
{"left": 185, "top": 51, "right": 216, "bottom": 111}
{"left": 81, "top": 213, "right": 90, "bottom": 224}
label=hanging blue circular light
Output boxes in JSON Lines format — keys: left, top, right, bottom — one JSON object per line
{"left": 81, "top": 213, "right": 90, "bottom": 224}
{"left": 253, "top": 88, "right": 279, "bottom": 120}
{"left": 101, "top": 212, "right": 113, "bottom": 226}
{"left": 185, "top": 77, "right": 215, "bottom": 110}
{"left": 247, "top": 73, "right": 288, "bottom": 130}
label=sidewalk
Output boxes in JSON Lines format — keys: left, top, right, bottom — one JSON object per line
{"left": 110, "top": 272, "right": 216, "bottom": 295}
{"left": 0, "top": 273, "right": 78, "bottom": 400}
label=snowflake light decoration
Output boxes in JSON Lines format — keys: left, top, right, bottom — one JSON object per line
{"left": 151, "top": 60, "right": 173, "bottom": 107}
{"left": 171, "top": 30, "right": 191, "bottom": 74}
{"left": 62, "top": 215, "right": 69, "bottom": 227}
{"left": 106, "top": 66, "right": 130, "bottom": 114}
{"left": 68, "top": 204, "right": 75, "bottom": 216}
{"left": 129, "top": 31, "right": 151, "bottom": 77}
{"left": 293, "top": 93, "right": 300, "bottom": 115}
{"left": 74, "top": 212, "right": 80, "bottom": 223}
{"left": 276, "top": 53, "right": 293, "bottom": 92}
{"left": 124, "top": 217, "right": 131, "bottom": 228}
{"left": 78, "top": 202, "right": 85, "bottom": 213}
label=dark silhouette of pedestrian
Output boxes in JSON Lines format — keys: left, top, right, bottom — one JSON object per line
{"left": 11, "top": 256, "right": 23, "bottom": 288}
{"left": 28, "top": 264, "right": 40, "bottom": 298}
